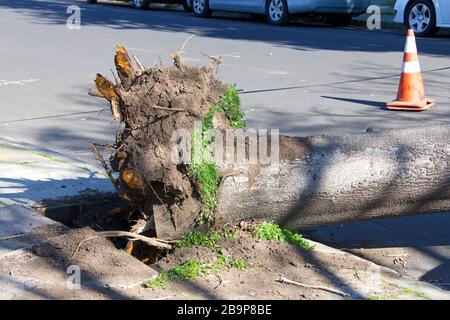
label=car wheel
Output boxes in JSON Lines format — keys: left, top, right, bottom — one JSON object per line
{"left": 86, "top": 0, "right": 97, "bottom": 3}
{"left": 132, "top": 0, "right": 150, "bottom": 10}
{"left": 405, "top": 0, "right": 438, "bottom": 37}
{"left": 182, "top": 0, "right": 192, "bottom": 12}
{"left": 266, "top": 0, "right": 289, "bottom": 25}
{"left": 191, "top": 0, "right": 211, "bottom": 18}
{"left": 326, "top": 14, "right": 353, "bottom": 26}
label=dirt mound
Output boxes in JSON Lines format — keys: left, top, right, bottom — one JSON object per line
{"left": 147, "top": 234, "right": 438, "bottom": 300}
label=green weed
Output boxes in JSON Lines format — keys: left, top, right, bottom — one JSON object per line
{"left": 368, "top": 281, "right": 432, "bottom": 300}
{"left": 175, "top": 231, "right": 222, "bottom": 249}
{"left": 145, "top": 272, "right": 169, "bottom": 289}
{"left": 230, "top": 258, "right": 247, "bottom": 270}
{"left": 145, "top": 255, "right": 248, "bottom": 289}
{"left": 252, "top": 222, "right": 313, "bottom": 250}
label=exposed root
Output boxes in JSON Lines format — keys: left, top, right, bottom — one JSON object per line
{"left": 67, "top": 230, "right": 174, "bottom": 265}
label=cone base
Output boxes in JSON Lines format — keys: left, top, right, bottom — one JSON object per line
{"left": 386, "top": 98, "right": 435, "bottom": 111}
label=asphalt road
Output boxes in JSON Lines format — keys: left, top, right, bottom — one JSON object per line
{"left": 1, "top": 0, "right": 449, "bottom": 291}
{"left": 2, "top": 0, "right": 450, "bottom": 159}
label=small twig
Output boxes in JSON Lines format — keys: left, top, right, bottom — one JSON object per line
{"left": 90, "top": 142, "right": 119, "bottom": 192}
{"left": 99, "top": 231, "right": 174, "bottom": 246}
{"left": 66, "top": 231, "right": 173, "bottom": 266}
{"left": 152, "top": 105, "right": 186, "bottom": 112}
{"left": 201, "top": 52, "right": 222, "bottom": 64}
{"left": 67, "top": 235, "right": 98, "bottom": 265}
{"left": 201, "top": 52, "right": 223, "bottom": 73}
{"left": 132, "top": 54, "right": 146, "bottom": 72}
{"left": 276, "top": 277, "right": 350, "bottom": 297}
{"left": 110, "top": 69, "right": 119, "bottom": 84}
{"left": 0, "top": 234, "right": 26, "bottom": 241}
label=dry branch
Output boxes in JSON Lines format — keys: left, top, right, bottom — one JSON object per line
{"left": 90, "top": 142, "right": 119, "bottom": 192}
{"left": 277, "top": 277, "right": 350, "bottom": 297}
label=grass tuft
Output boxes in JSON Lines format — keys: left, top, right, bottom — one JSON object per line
{"left": 145, "top": 272, "right": 169, "bottom": 289}
{"left": 252, "top": 222, "right": 314, "bottom": 250}
{"left": 175, "top": 231, "right": 222, "bottom": 249}
{"left": 230, "top": 258, "right": 247, "bottom": 270}
{"left": 169, "top": 259, "right": 203, "bottom": 280}
{"left": 145, "top": 255, "right": 248, "bottom": 289}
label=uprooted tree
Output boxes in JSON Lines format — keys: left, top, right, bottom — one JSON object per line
{"left": 90, "top": 45, "right": 450, "bottom": 239}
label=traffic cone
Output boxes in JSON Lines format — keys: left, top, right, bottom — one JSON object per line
{"left": 387, "top": 29, "right": 435, "bottom": 111}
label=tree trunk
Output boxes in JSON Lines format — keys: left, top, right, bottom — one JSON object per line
{"left": 92, "top": 46, "right": 450, "bottom": 236}
{"left": 218, "top": 124, "right": 450, "bottom": 228}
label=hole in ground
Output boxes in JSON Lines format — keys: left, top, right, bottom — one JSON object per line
{"left": 33, "top": 190, "right": 169, "bottom": 265}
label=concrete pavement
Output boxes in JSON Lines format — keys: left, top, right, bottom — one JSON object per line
{"left": 0, "top": 140, "right": 113, "bottom": 207}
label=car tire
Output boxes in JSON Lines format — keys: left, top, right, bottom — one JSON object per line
{"left": 86, "top": 0, "right": 97, "bottom": 3}
{"left": 132, "top": 0, "right": 150, "bottom": 10}
{"left": 404, "top": 0, "right": 438, "bottom": 37}
{"left": 266, "top": 0, "right": 289, "bottom": 25}
{"left": 182, "top": 0, "right": 192, "bottom": 12}
{"left": 326, "top": 14, "right": 353, "bottom": 26}
{"left": 191, "top": 0, "right": 211, "bottom": 18}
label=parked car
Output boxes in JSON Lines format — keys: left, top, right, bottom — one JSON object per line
{"left": 394, "top": 0, "right": 450, "bottom": 36}
{"left": 189, "top": 0, "right": 370, "bottom": 25}
{"left": 86, "top": 0, "right": 191, "bottom": 11}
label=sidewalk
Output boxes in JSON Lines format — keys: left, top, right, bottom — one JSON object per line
{"left": 0, "top": 140, "right": 114, "bottom": 207}
{"left": 0, "top": 141, "right": 160, "bottom": 299}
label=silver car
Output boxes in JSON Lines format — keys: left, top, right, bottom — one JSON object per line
{"left": 394, "top": 0, "right": 450, "bottom": 37}
{"left": 86, "top": 0, "right": 192, "bottom": 11}
{"left": 189, "top": 0, "right": 370, "bottom": 25}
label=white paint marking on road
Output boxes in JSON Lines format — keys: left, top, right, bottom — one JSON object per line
{"left": 224, "top": 64, "right": 295, "bottom": 76}
{"left": 127, "top": 47, "right": 164, "bottom": 54}
{"left": 179, "top": 34, "right": 195, "bottom": 53}
{"left": 267, "top": 70, "right": 292, "bottom": 75}
{"left": 210, "top": 52, "right": 243, "bottom": 59}
{"left": 0, "top": 79, "right": 40, "bottom": 87}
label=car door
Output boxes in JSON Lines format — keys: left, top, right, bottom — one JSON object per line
{"left": 437, "top": 0, "right": 450, "bottom": 24}
{"left": 210, "top": 0, "right": 263, "bottom": 14}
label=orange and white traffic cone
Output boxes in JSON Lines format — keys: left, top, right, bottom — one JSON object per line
{"left": 387, "top": 29, "right": 435, "bottom": 111}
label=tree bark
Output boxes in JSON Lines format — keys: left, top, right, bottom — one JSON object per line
{"left": 217, "top": 124, "right": 450, "bottom": 228}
